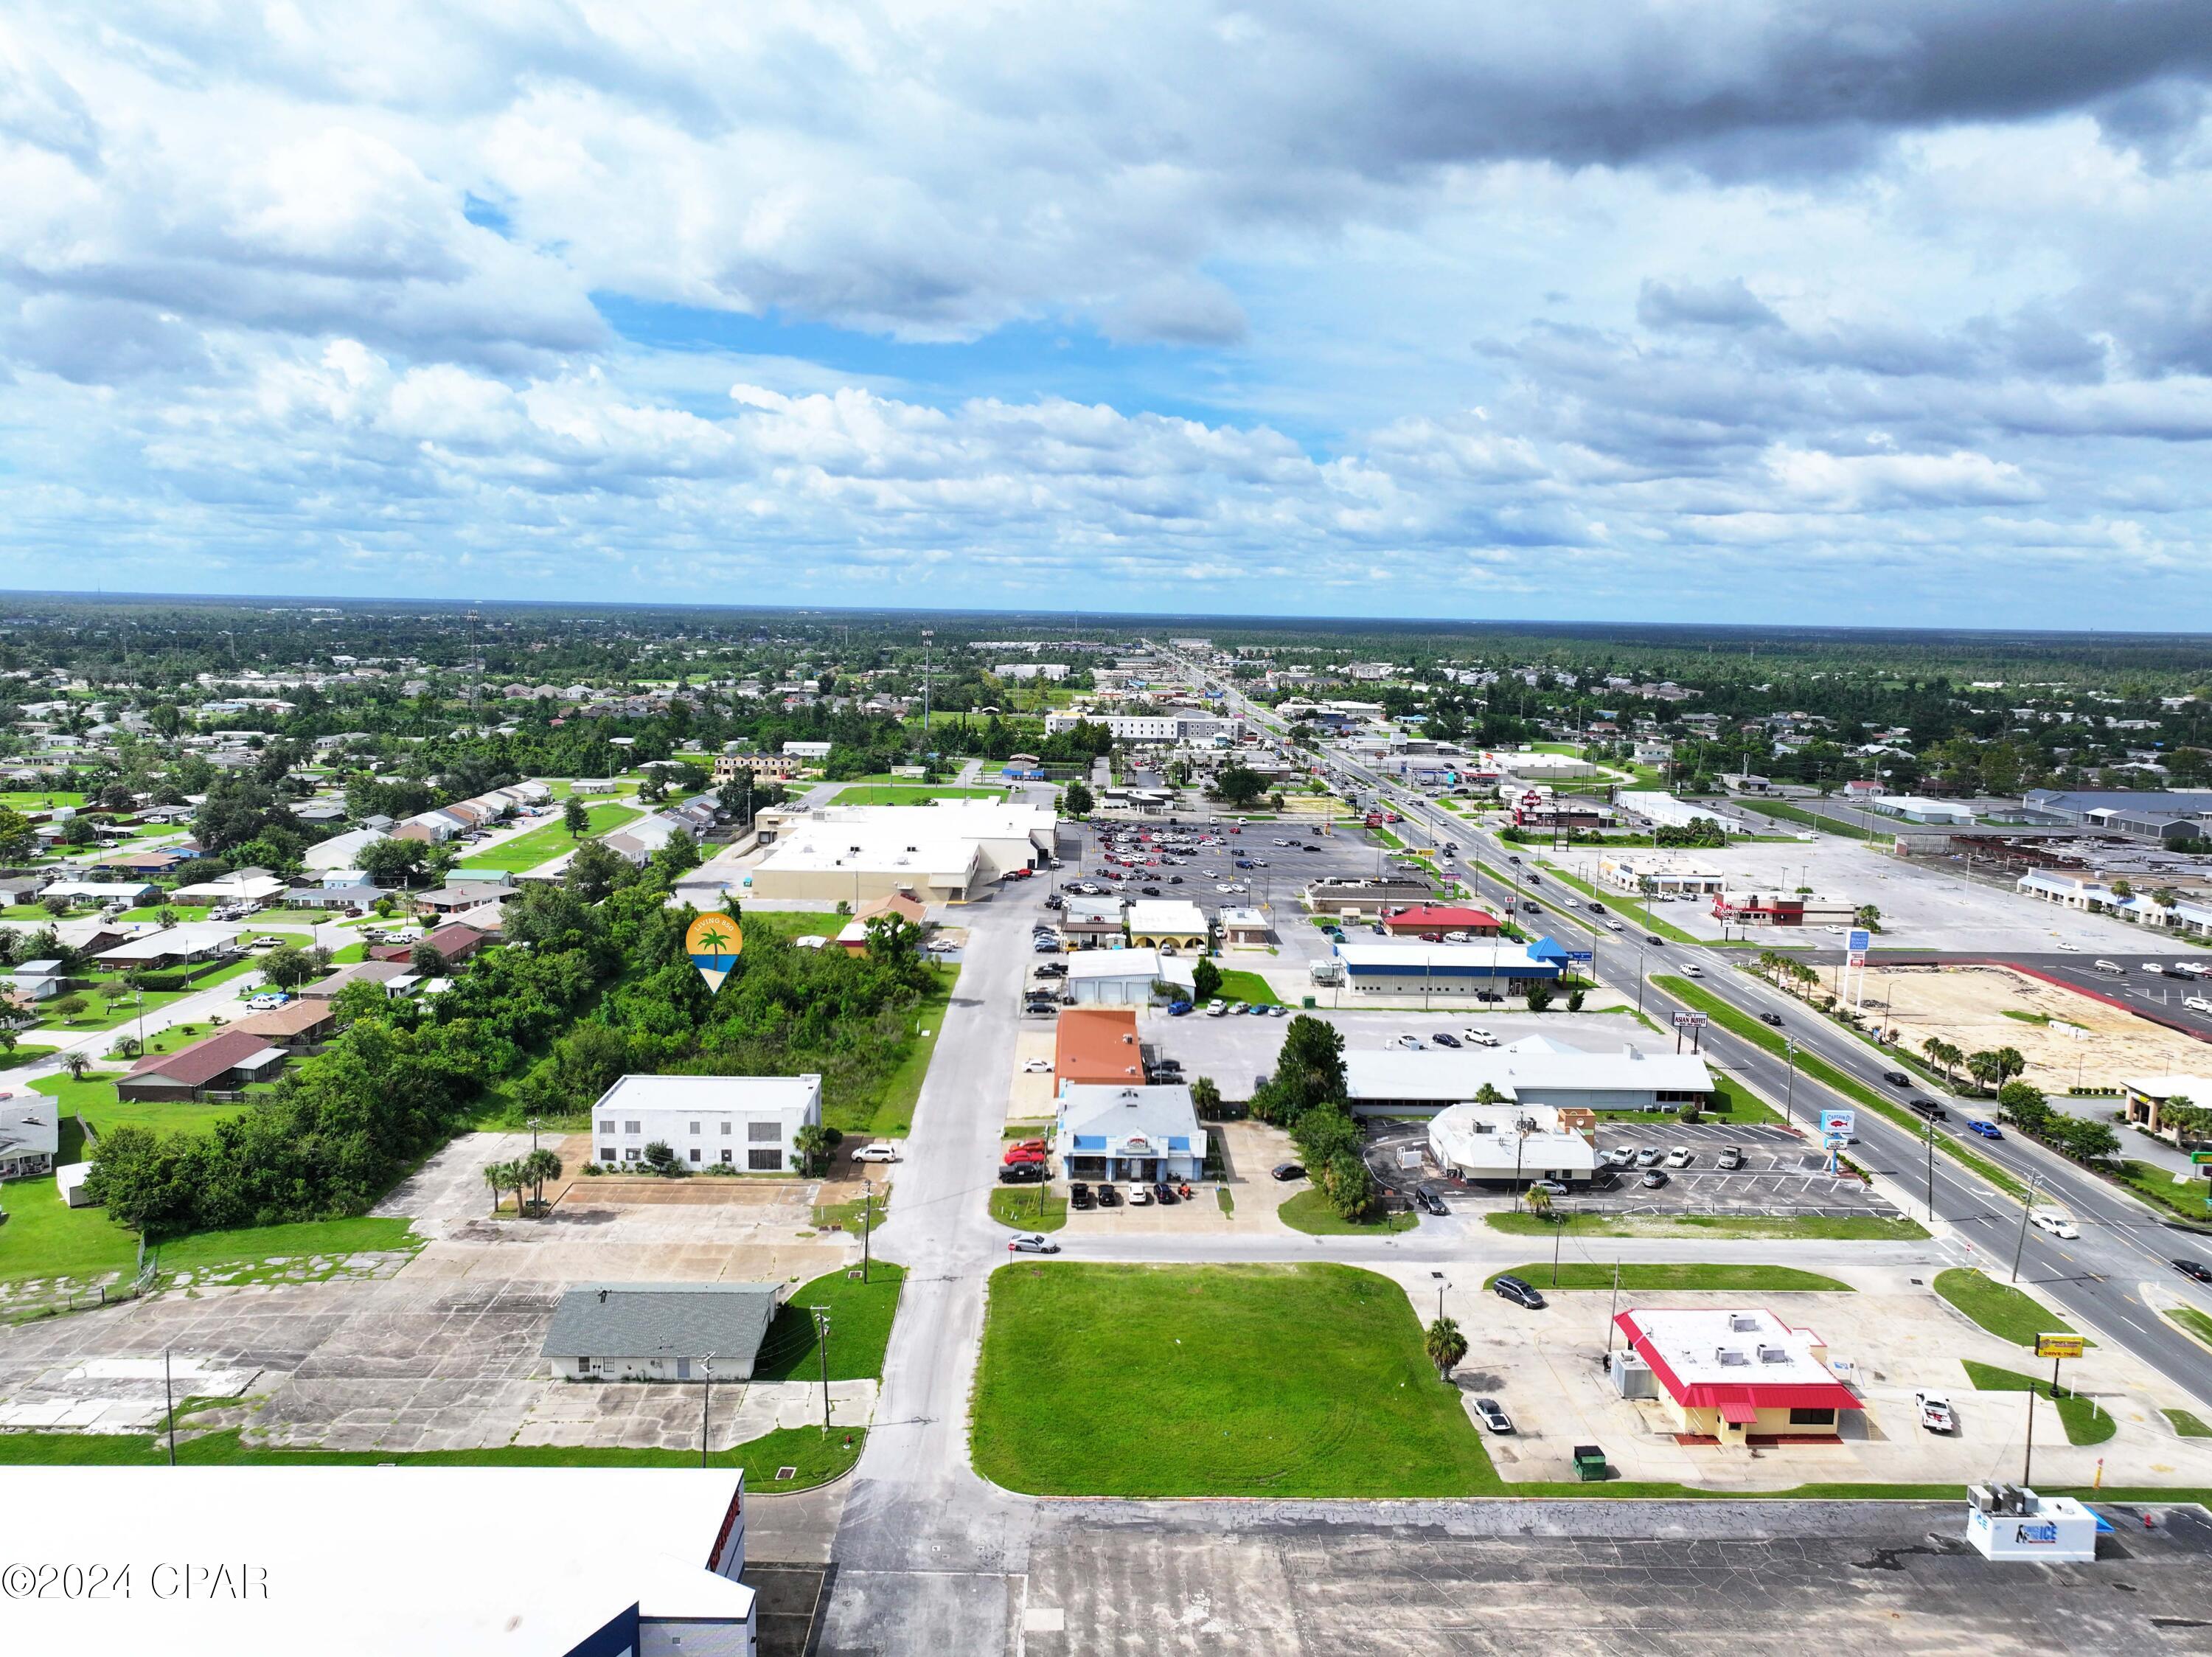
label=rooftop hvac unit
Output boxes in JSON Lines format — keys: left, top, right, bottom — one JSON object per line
{"left": 1730, "top": 1314, "right": 1761, "bottom": 1333}
{"left": 1716, "top": 1348, "right": 1750, "bottom": 1367}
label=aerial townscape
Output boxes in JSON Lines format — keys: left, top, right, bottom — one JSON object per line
{"left": 4, "top": 6, "right": 2212, "bottom": 1656}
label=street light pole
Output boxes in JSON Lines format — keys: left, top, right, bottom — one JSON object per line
{"left": 1783, "top": 1038, "right": 1797, "bottom": 1128}
{"left": 700, "top": 1352, "right": 717, "bottom": 1468}
{"left": 810, "top": 1307, "right": 833, "bottom": 1430}
{"left": 861, "top": 1177, "right": 873, "bottom": 1282}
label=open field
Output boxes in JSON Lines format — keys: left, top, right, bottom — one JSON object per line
{"left": 1279, "top": 1188, "right": 1418, "bottom": 1234}
{"left": 751, "top": 1263, "right": 905, "bottom": 1382}
{"left": 32, "top": 1071, "right": 246, "bottom": 1141}
{"left": 972, "top": 1262, "right": 1493, "bottom": 1497}
{"left": 455, "top": 803, "right": 639, "bottom": 873}
{"left": 1933, "top": 1268, "right": 2081, "bottom": 1347}
{"left": 1482, "top": 1263, "right": 1851, "bottom": 1292}
{"left": 1875, "top": 964, "right": 2208, "bottom": 1096}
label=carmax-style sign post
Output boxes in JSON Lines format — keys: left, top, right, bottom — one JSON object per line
{"left": 685, "top": 913, "right": 743, "bottom": 993}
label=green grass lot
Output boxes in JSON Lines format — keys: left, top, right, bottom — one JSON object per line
{"left": 118, "top": 903, "right": 212, "bottom": 923}
{"left": 1488, "top": 1211, "right": 1929, "bottom": 1240}
{"left": 1961, "top": 1361, "right": 2117, "bottom": 1445}
{"left": 972, "top": 1263, "right": 1494, "bottom": 1497}
{"left": 1209, "top": 968, "right": 1280, "bottom": 1006}
{"left": 1482, "top": 1263, "right": 1852, "bottom": 1292}
{"left": 830, "top": 964, "right": 958, "bottom": 1137}
{"left": 1594, "top": 1074, "right": 1780, "bottom": 1126}
{"left": 989, "top": 1187, "right": 1068, "bottom": 1231}
{"left": 1933, "top": 1268, "right": 2081, "bottom": 1348}
{"left": 2165, "top": 1408, "right": 2212, "bottom": 1437}
{"left": 0, "top": 1422, "right": 866, "bottom": 1486}
{"left": 0, "top": 791, "right": 84, "bottom": 810}
{"left": 1731, "top": 796, "right": 1892, "bottom": 843}
{"left": 752, "top": 1264, "right": 906, "bottom": 1381}
{"left": 1536, "top": 862, "right": 1703, "bottom": 945}
{"left": 2113, "top": 1159, "right": 2212, "bottom": 1223}
{"left": 2166, "top": 1305, "right": 2212, "bottom": 1349}
{"left": 1649, "top": 975, "right": 2031, "bottom": 1200}
{"left": 35, "top": 956, "right": 262, "bottom": 1035}
{"left": 1278, "top": 1187, "right": 1419, "bottom": 1234}
{"left": 827, "top": 784, "right": 1004, "bottom": 805}
{"left": 456, "top": 803, "right": 641, "bottom": 873}
{"left": 32, "top": 1072, "right": 246, "bottom": 1142}
{"left": 0, "top": 1044, "right": 57, "bottom": 1069}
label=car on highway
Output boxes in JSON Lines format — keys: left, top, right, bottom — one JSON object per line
{"left": 1759, "top": 1012, "right": 1785, "bottom": 1026}
{"left": 1908, "top": 1100, "right": 1947, "bottom": 1122}
{"left": 1462, "top": 1027, "right": 1498, "bottom": 1046}
{"left": 1633, "top": 1147, "right": 1664, "bottom": 1167}
{"left": 1008, "top": 1233, "right": 1060, "bottom": 1254}
{"left": 1607, "top": 920, "right": 1626, "bottom": 931}
{"left": 245, "top": 992, "right": 291, "bottom": 1010}
{"left": 1717, "top": 1146, "right": 1744, "bottom": 1170}
{"left": 1663, "top": 1147, "right": 1693, "bottom": 1168}
{"left": 1884, "top": 1071, "right": 1910, "bottom": 1086}
{"left": 1272, "top": 1162, "right": 1306, "bottom": 1181}
{"left": 1472, "top": 1397, "right": 1514, "bottom": 1434}
{"left": 1491, "top": 1275, "right": 1546, "bottom": 1310}
{"left": 1683, "top": 965, "right": 1703, "bottom": 978}
{"left": 1639, "top": 1170, "right": 1669, "bottom": 1189}
{"left": 1432, "top": 1032, "right": 1461, "bottom": 1049}
{"left": 2174, "top": 1258, "right": 2212, "bottom": 1284}
{"left": 1413, "top": 1184, "right": 1450, "bottom": 1216}
{"left": 1915, "top": 1390, "right": 1957, "bottom": 1434}
{"left": 1966, "top": 1119, "right": 2003, "bottom": 1139}
{"left": 1644, "top": 934, "right": 1665, "bottom": 946}
{"left": 2031, "top": 1209, "right": 2079, "bottom": 1239}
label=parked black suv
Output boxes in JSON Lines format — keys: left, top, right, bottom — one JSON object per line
{"left": 1069, "top": 1182, "right": 1096, "bottom": 1210}
{"left": 998, "top": 1162, "right": 1046, "bottom": 1184}
{"left": 1413, "top": 1184, "right": 1449, "bottom": 1217}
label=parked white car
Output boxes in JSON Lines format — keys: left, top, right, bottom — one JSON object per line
{"left": 850, "top": 1144, "right": 900, "bottom": 1164}
{"left": 2187, "top": 996, "right": 2212, "bottom": 1014}
{"left": 1663, "top": 1147, "right": 1693, "bottom": 1168}
{"left": 1461, "top": 1027, "right": 1498, "bottom": 1046}
{"left": 1021, "top": 1059, "right": 1053, "bottom": 1074}
{"left": 245, "top": 992, "right": 291, "bottom": 1011}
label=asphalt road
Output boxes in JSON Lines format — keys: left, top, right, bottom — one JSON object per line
{"left": 1307, "top": 732, "right": 2212, "bottom": 1409}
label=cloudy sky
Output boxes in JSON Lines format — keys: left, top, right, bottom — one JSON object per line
{"left": 3, "top": 1, "right": 2211, "bottom": 626}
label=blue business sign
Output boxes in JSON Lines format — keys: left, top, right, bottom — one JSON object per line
{"left": 1566, "top": 951, "right": 1594, "bottom": 964}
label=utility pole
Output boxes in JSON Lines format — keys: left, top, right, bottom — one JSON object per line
{"left": 700, "top": 1352, "right": 717, "bottom": 1468}
{"left": 920, "top": 629, "right": 934, "bottom": 746}
{"left": 810, "top": 1306, "right": 832, "bottom": 1430}
{"left": 861, "top": 1178, "right": 873, "bottom": 1282}
{"left": 1606, "top": 1259, "right": 1621, "bottom": 1355}
{"left": 1924, "top": 1114, "right": 1937, "bottom": 1223}
{"left": 164, "top": 1347, "right": 177, "bottom": 1466}
{"left": 1783, "top": 1038, "right": 1797, "bottom": 1128}
{"left": 2010, "top": 1173, "right": 2042, "bottom": 1285}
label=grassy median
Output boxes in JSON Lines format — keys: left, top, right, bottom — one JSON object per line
{"left": 1482, "top": 1263, "right": 1851, "bottom": 1292}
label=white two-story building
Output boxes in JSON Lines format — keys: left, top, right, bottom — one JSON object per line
{"left": 589, "top": 1074, "right": 821, "bottom": 1173}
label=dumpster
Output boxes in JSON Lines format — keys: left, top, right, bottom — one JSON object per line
{"left": 1572, "top": 1445, "right": 1609, "bottom": 1482}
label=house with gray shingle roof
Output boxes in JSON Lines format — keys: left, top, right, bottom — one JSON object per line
{"left": 542, "top": 1282, "right": 785, "bottom": 1382}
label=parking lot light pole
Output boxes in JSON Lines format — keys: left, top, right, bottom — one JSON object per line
{"left": 1924, "top": 1116, "right": 1937, "bottom": 1222}
{"left": 809, "top": 1307, "right": 832, "bottom": 1431}
{"left": 1783, "top": 1038, "right": 1797, "bottom": 1128}
{"left": 700, "top": 1352, "right": 717, "bottom": 1468}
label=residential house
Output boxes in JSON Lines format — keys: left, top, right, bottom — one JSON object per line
{"left": 369, "top": 922, "right": 490, "bottom": 968}
{"left": 299, "top": 959, "right": 418, "bottom": 1001}
{"left": 116, "top": 1029, "right": 288, "bottom": 1102}
{"left": 232, "top": 1000, "right": 338, "bottom": 1050}
{"left": 93, "top": 923, "right": 244, "bottom": 972}
{"left": 0, "top": 1096, "right": 59, "bottom": 1181}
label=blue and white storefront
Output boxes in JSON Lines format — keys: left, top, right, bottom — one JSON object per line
{"left": 1329, "top": 936, "right": 1570, "bottom": 998}
{"left": 1054, "top": 1083, "right": 1207, "bottom": 1182}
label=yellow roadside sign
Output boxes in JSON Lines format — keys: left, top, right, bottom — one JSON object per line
{"left": 2035, "top": 1333, "right": 2085, "bottom": 1360}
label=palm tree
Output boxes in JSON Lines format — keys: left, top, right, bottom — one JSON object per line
{"left": 482, "top": 1160, "right": 514, "bottom": 1216}
{"left": 1524, "top": 1181, "right": 1554, "bottom": 1217}
{"left": 1921, "top": 1038, "right": 1961, "bottom": 1088}
{"left": 1992, "top": 1046, "right": 2027, "bottom": 1083}
{"left": 62, "top": 1049, "right": 91, "bottom": 1082}
{"left": 1425, "top": 1316, "right": 1469, "bottom": 1380}
{"left": 1966, "top": 1051, "right": 2003, "bottom": 1093}
{"left": 521, "top": 1148, "right": 564, "bottom": 1212}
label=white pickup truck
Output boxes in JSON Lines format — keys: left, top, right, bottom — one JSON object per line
{"left": 1915, "top": 1390, "right": 1957, "bottom": 1434}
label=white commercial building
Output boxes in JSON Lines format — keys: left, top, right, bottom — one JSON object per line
{"left": 589, "top": 1073, "right": 821, "bottom": 1172}
{"left": 1495, "top": 749, "right": 1597, "bottom": 779}
{"left": 782, "top": 740, "right": 833, "bottom": 759}
{"left": 1427, "top": 1102, "right": 1596, "bottom": 1184}
{"left": 995, "top": 662, "right": 1071, "bottom": 681}
{"left": 1345, "top": 1035, "right": 1714, "bottom": 1115}
{"left": 304, "top": 825, "right": 389, "bottom": 872}
{"left": 1065, "top": 948, "right": 1196, "bottom": 1005}
{"left": 1331, "top": 940, "right": 1563, "bottom": 998}
{"left": 1043, "top": 710, "right": 1242, "bottom": 743}
{"left": 748, "top": 800, "right": 1054, "bottom": 903}
{"left": 35, "top": 879, "right": 159, "bottom": 905}
{"left": 1616, "top": 791, "right": 1735, "bottom": 833}
{"left": 1596, "top": 854, "right": 1726, "bottom": 895}
{"left": 91, "top": 921, "right": 245, "bottom": 969}
{"left": 1124, "top": 898, "right": 1211, "bottom": 950}
{"left": 1865, "top": 795, "right": 1976, "bottom": 824}
{"left": 0, "top": 1466, "right": 760, "bottom": 1656}
{"left": 1054, "top": 1083, "right": 1207, "bottom": 1183}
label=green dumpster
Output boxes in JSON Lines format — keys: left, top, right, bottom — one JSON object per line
{"left": 1572, "top": 1445, "right": 1609, "bottom": 1482}
{"left": 1302, "top": 996, "right": 1317, "bottom": 1009}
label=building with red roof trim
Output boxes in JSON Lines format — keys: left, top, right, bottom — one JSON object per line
{"left": 1612, "top": 1307, "right": 1860, "bottom": 1443}
{"left": 1378, "top": 903, "right": 1500, "bottom": 937}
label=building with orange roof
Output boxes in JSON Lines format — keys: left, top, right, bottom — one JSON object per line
{"left": 1054, "top": 1007, "right": 1147, "bottom": 1091}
